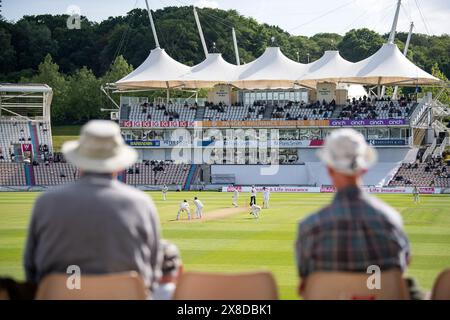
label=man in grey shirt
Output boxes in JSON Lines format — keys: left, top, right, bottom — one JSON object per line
{"left": 24, "top": 120, "right": 162, "bottom": 291}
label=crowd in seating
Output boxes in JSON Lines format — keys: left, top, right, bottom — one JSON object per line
{"left": 271, "top": 100, "right": 335, "bottom": 120}
{"left": 390, "top": 151, "right": 450, "bottom": 187}
{"left": 338, "top": 96, "right": 413, "bottom": 120}
{"left": 204, "top": 101, "right": 261, "bottom": 120}
{"left": 125, "top": 161, "right": 191, "bottom": 186}
{"left": 0, "top": 121, "right": 32, "bottom": 162}
{"left": 128, "top": 101, "right": 197, "bottom": 121}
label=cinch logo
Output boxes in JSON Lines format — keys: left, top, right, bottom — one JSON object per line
{"left": 388, "top": 119, "right": 404, "bottom": 125}
{"left": 331, "top": 120, "right": 346, "bottom": 126}
{"left": 350, "top": 120, "right": 366, "bottom": 126}
{"left": 368, "top": 120, "right": 384, "bottom": 125}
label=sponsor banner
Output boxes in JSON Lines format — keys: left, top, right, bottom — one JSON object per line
{"left": 21, "top": 144, "right": 32, "bottom": 153}
{"left": 367, "top": 139, "right": 406, "bottom": 146}
{"left": 120, "top": 120, "right": 196, "bottom": 128}
{"left": 329, "top": 118, "right": 407, "bottom": 127}
{"left": 126, "top": 140, "right": 160, "bottom": 147}
{"left": 126, "top": 140, "right": 192, "bottom": 148}
{"left": 201, "top": 140, "right": 324, "bottom": 148}
{"left": 223, "top": 186, "right": 441, "bottom": 194}
{"left": 200, "top": 120, "right": 330, "bottom": 128}
{"left": 223, "top": 186, "right": 321, "bottom": 193}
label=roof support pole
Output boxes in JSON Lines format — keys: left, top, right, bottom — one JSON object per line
{"left": 393, "top": 22, "right": 414, "bottom": 99}
{"left": 388, "top": 0, "right": 402, "bottom": 44}
{"left": 232, "top": 27, "right": 240, "bottom": 65}
{"left": 382, "top": 0, "right": 401, "bottom": 99}
{"left": 193, "top": 6, "right": 208, "bottom": 58}
{"left": 144, "top": 0, "right": 160, "bottom": 48}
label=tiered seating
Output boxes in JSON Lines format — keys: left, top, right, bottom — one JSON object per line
{"left": 204, "top": 105, "right": 259, "bottom": 121}
{"left": 34, "top": 163, "right": 79, "bottom": 185}
{"left": 271, "top": 104, "right": 332, "bottom": 120}
{"left": 338, "top": 99, "right": 414, "bottom": 120}
{"left": 0, "top": 163, "right": 26, "bottom": 186}
{"left": 128, "top": 103, "right": 196, "bottom": 121}
{"left": 36, "top": 121, "right": 52, "bottom": 155}
{"left": 389, "top": 161, "right": 450, "bottom": 187}
{"left": 125, "top": 163, "right": 191, "bottom": 186}
{"left": 0, "top": 121, "right": 32, "bottom": 161}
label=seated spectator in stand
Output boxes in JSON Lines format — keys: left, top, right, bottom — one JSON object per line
{"left": 295, "top": 129, "right": 411, "bottom": 297}
{"left": 152, "top": 240, "right": 183, "bottom": 300}
{"left": 24, "top": 120, "right": 162, "bottom": 292}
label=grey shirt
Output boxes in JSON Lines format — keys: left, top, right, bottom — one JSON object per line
{"left": 24, "top": 173, "right": 162, "bottom": 290}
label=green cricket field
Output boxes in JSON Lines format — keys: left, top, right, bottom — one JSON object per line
{"left": 1, "top": 191, "right": 449, "bottom": 299}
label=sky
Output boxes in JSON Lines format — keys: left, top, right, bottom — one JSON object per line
{"left": 2, "top": 0, "right": 449, "bottom": 37}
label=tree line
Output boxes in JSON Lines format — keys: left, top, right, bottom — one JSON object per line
{"left": 0, "top": 6, "right": 448, "bottom": 124}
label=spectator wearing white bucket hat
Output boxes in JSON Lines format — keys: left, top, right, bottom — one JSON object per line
{"left": 24, "top": 120, "right": 163, "bottom": 292}
{"left": 295, "top": 128, "right": 411, "bottom": 296}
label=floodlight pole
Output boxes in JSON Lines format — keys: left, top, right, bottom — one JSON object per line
{"left": 232, "top": 27, "right": 240, "bottom": 65}
{"left": 393, "top": 21, "right": 414, "bottom": 99}
{"left": 193, "top": 6, "right": 208, "bottom": 58}
{"left": 144, "top": 0, "right": 160, "bottom": 48}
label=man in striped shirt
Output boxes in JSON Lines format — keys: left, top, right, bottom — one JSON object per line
{"left": 295, "top": 129, "right": 411, "bottom": 295}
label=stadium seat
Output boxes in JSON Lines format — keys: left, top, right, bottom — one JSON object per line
{"left": 174, "top": 271, "right": 278, "bottom": 300}
{"left": 302, "top": 270, "right": 409, "bottom": 300}
{"left": 431, "top": 268, "right": 450, "bottom": 300}
{"left": 35, "top": 271, "right": 148, "bottom": 300}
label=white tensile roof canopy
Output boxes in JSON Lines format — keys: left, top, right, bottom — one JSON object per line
{"left": 348, "top": 43, "right": 439, "bottom": 86}
{"left": 115, "top": 44, "right": 442, "bottom": 90}
{"left": 175, "top": 53, "right": 240, "bottom": 89}
{"left": 297, "top": 50, "right": 355, "bottom": 87}
{"left": 234, "top": 47, "right": 308, "bottom": 89}
{"left": 115, "top": 47, "right": 191, "bottom": 89}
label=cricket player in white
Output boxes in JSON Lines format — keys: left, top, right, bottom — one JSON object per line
{"left": 162, "top": 184, "right": 168, "bottom": 201}
{"left": 412, "top": 186, "right": 420, "bottom": 203}
{"left": 250, "top": 204, "right": 261, "bottom": 219}
{"left": 262, "top": 187, "right": 270, "bottom": 208}
{"left": 232, "top": 188, "right": 239, "bottom": 207}
{"left": 177, "top": 200, "right": 191, "bottom": 220}
{"left": 250, "top": 185, "right": 257, "bottom": 206}
{"left": 193, "top": 197, "right": 204, "bottom": 219}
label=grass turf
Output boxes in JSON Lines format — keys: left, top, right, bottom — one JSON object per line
{"left": 51, "top": 125, "right": 81, "bottom": 152}
{"left": 0, "top": 191, "right": 449, "bottom": 299}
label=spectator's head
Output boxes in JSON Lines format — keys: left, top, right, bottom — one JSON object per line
{"left": 159, "top": 240, "right": 182, "bottom": 283}
{"left": 62, "top": 120, "right": 137, "bottom": 176}
{"left": 317, "top": 129, "right": 377, "bottom": 190}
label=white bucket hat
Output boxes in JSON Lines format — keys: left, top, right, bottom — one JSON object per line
{"left": 317, "top": 128, "right": 377, "bottom": 175}
{"left": 62, "top": 120, "right": 137, "bottom": 173}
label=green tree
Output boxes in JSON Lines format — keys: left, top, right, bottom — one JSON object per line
{"left": 421, "top": 63, "right": 449, "bottom": 104}
{"left": 338, "top": 28, "right": 384, "bottom": 62}
{"left": 65, "top": 67, "right": 103, "bottom": 124}
{"left": 21, "top": 54, "right": 68, "bottom": 124}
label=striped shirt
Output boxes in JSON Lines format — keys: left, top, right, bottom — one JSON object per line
{"left": 295, "top": 185, "right": 410, "bottom": 279}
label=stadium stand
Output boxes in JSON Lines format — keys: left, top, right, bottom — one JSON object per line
{"left": 204, "top": 104, "right": 260, "bottom": 121}
{"left": 337, "top": 97, "right": 415, "bottom": 120}
{"left": 389, "top": 158, "right": 450, "bottom": 187}
{"left": 271, "top": 101, "right": 334, "bottom": 120}
{"left": 33, "top": 163, "right": 79, "bottom": 186}
{"left": 128, "top": 102, "right": 196, "bottom": 121}
{"left": 0, "top": 121, "right": 32, "bottom": 162}
{"left": 125, "top": 162, "right": 191, "bottom": 186}
{"left": 0, "top": 163, "right": 27, "bottom": 186}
